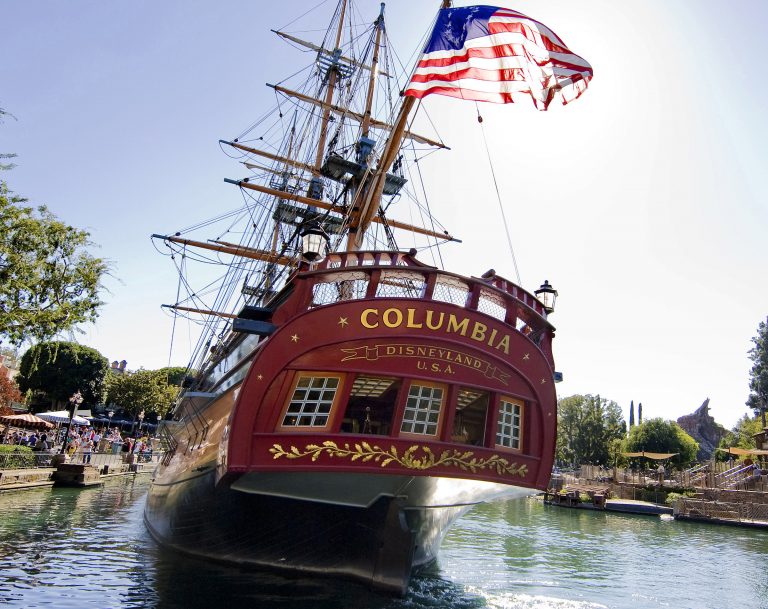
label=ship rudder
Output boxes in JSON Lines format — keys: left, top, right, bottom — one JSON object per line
{"left": 370, "top": 497, "right": 415, "bottom": 596}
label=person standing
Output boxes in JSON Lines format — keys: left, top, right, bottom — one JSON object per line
{"left": 81, "top": 438, "right": 93, "bottom": 464}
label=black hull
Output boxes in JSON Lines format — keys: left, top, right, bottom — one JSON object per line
{"left": 145, "top": 470, "right": 469, "bottom": 594}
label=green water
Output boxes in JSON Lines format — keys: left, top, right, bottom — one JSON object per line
{"left": 0, "top": 477, "right": 766, "bottom": 609}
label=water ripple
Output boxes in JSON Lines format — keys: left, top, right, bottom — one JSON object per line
{"left": 1, "top": 482, "right": 767, "bottom": 609}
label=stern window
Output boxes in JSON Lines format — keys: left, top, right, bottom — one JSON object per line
{"left": 496, "top": 398, "right": 523, "bottom": 450}
{"left": 279, "top": 374, "right": 342, "bottom": 430}
{"left": 400, "top": 383, "right": 444, "bottom": 437}
{"left": 341, "top": 375, "right": 400, "bottom": 435}
{"left": 453, "top": 389, "right": 489, "bottom": 446}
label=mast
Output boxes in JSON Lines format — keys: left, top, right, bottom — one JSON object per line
{"left": 360, "top": 4, "right": 385, "bottom": 139}
{"left": 309, "top": 0, "right": 348, "bottom": 196}
{"left": 346, "top": 0, "right": 449, "bottom": 250}
{"left": 347, "top": 95, "right": 416, "bottom": 250}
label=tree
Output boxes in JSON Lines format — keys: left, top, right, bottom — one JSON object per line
{"left": 105, "top": 368, "right": 177, "bottom": 420}
{"left": 623, "top": 418, "right": 699, "bottom": 468}
{"left": 746, "top": 318, "right": 768, "bottom": 428}
{"left": 0, "top": 374, "right": 22, "bottom": 410}
{"left": 0, "top": 106, "right": 16, "bottom": 171}
{"left": 16, "top": 341, "right": 109, "bottom": 408}
{"left": 556, "top": 394, "right": 626, "bottom": 466}
{"left": 0, "top": 183, "right": 109, "bottom": 346}
{"left": 638, "top": 402, "right": 643, "bottom": 424}
{"left": 716, "top": 414, "right": 763, "bottom": 460}
{"left": 629, "top": 400, "right": 635, "bottom": 428}
{"left": 156, "top": 366, "right": 188, "bottom": 387}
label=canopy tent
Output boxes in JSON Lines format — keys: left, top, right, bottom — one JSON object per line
{"left": 622, "top": 451, "right": 678, "bottom": 460}
{"left": 716, "top": 447, "right": 768, "bottom": 456}
{"left": 0, "top": 413, "right": 54, "bottom": 430}
{"left": 37, "top": 410, "right": 90, "bottom": 426}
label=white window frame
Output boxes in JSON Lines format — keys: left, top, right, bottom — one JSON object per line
{"left": 399, "top": 381, "right": 446, "bottom": 438}
{"left": 277, "top": 373, "right": 344, "bottom": 432}
{"left": 496, "top": 397, "right": 523, "bottom": 451}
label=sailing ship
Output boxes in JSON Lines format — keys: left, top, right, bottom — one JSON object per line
{"left": 145, "top": 0, "right": 591, "bottom": 595}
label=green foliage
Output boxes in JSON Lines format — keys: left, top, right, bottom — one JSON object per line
{"left": 0, "top": 182, "right": 110, "bottom": 346}
{"left": 0, "top": 444, "right": 34, "bottom": 468}
{"left": 747, "top": 318, "right": 768, "bottom": 423}
{"left": 664, "top": 490, "right": 696, "bottom": 506}
{"left": 556, "top": 394, "right": 625, "bottom": 466}
{"left": 623, "top": 418, "right": 699, "bottom": 468}
{"left": 16, "top": 341, "right": 108, "bottom": 406}
{"left": 105, "top": 368, "right": 177, "bottom": 418}
{"left": 716, "top": 414, "right": 763, "bottom": 460}
{"left": 156, "top": 366, "right": 188, "bottom": 387}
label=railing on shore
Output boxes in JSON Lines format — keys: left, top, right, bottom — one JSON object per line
{"left": 0, "top": 449, "right": 164, "bottom": 472}
{"left": 570, "top": 464, "right": 766, "bottom": 491}
{"left": 675, "top": 498, "right": 768, "bottom": 524}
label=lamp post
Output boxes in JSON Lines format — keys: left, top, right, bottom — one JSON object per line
{"left": 108, "top": 410, "right": 114, "bottom": 430}
{"left": 534, "top": 280, "right": 558, "bottom": 315}
{"left": 155, "top": 413, "right": 162, "bottom": 437}
{"left": 299, "top": 221, "right": 330, "bottom": 262}
{"left": 137, "top": 410, "right": 145, "bottom": 436}
{"left": 59, "top": 391, "right": 84, "bottom": 455}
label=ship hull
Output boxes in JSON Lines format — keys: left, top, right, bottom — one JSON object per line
{"left": 145, "top": 467, "right": 532, "bottom": 594}
{"left": 147, "top": 251, "right": 557, "bottom": 594}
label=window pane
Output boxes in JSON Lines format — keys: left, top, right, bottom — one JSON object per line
{"left": 496, "top": 399, "right": 522, "bottom": 449}
{"left": 281, "top": 376, "right": 340, "bottom": 428}
{"left": 400, "top": 384, "right": 443, "bottom": 436}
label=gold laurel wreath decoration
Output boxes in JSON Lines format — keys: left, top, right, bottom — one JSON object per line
{"left": 268, "top": 441, "right": 527, "bottom": 477}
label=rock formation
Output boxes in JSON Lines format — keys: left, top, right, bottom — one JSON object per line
{"left": 676, "top": 398, "right": 727, "bottom": 461}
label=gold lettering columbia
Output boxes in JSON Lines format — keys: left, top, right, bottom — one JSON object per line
{"left": 359, "top": 307, "right": 511, "bottom": 354}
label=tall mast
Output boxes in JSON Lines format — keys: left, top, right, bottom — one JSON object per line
{"left": 347, "top": 95, "right": 415, "bottom": 250}
{"left": 309, "top": 0, "right": 348, "bottom": 195}
{"left": 266, "top": 116, "right": 299, "bottom": 293}
{"left": 360, "top": 3, "right": 385, "bottom": 139}
{"left": 346, "top": 0, "right": 449, "bottom": 250}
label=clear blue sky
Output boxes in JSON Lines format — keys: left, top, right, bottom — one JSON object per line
{"left": 2, "top": 0, "right": 766, "bottom": 429}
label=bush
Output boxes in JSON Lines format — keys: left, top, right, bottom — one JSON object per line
{"left": 664, "top": 491, "right": 696, "bottom": 506}
{"left": 0, "top": 444, "right": 35, "bottom": 468}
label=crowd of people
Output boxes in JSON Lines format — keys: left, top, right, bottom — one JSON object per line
{"left": 1, "top": 424, "right": 156, "bottom": 464}
{"left": 0, "top": 429, "right": 53, "bottom": 450}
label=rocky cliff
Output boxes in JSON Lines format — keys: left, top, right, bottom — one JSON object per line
{"left": 676, "top": 398, "right": 727, "bottom": 461}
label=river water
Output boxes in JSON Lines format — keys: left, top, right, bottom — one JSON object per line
{"left": 0, "top": 476, "right": 766, "bottom": 609}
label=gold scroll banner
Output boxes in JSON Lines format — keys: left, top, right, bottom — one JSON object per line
{"left": 340, "top": 343, "right": 510, "bottom": 385}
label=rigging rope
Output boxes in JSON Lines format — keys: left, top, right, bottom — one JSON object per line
{"left": 167, "top": 249, "right": 185, "bottom": 368}
{"left": 475, "top": 103, "right": 522, "bottom": 285}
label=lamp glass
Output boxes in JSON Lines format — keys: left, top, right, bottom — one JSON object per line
{"left": 300, "top": 224, "right": 329, "bottom": 262}
{"left": 534, "top": 280, "right": 558, "bottom": 313}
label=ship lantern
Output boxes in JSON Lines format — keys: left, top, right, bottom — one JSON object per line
{"left": 300, "top": 221, "right": 330, "bottom": 262}
{"left": 534, "top": 280, "right": 558, "bottom": 314}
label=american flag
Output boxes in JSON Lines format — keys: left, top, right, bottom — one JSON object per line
{"left": 404, "top": 6, "right": 592, "bottom": 110}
